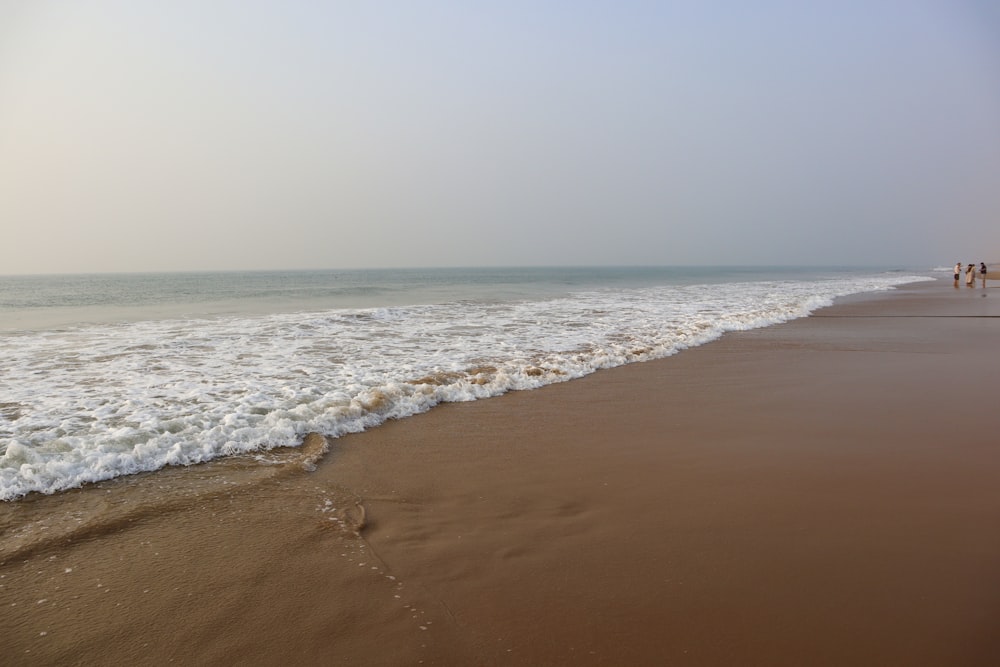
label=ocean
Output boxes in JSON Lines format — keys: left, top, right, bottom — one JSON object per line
{"left": 0, "top": 266, "right": 933, "bottom": 501}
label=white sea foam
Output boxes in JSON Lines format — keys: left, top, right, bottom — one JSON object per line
{"left": 0, "top": 272, "right": 931, "bottom": 499}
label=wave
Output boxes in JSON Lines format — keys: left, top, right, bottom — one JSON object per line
{"left": 0, "top": 273, "right": 932, "bottom": 500}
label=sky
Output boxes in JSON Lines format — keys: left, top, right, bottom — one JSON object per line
{"left": 1, "top": 1, "right": 999, "bottom": 274}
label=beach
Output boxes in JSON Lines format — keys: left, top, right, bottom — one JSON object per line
{"left": 3, "top": 278, "right": 999, "bottom": 665}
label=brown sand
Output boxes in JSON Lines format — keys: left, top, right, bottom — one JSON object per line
{"left": 3, "top": 279, "right": 1000, "bottom": 666}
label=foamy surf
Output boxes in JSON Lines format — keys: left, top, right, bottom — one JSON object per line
{"left": 0, "top": 269, "right": 933, "bottom": 500}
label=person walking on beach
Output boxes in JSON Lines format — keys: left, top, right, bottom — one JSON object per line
{"left": 966, "top": 263, "right": 975, "bottom": 287}
{"left": 955, "top": 262, "right": 962, "bottom": 287}
{"left": 980, "top": 262, "right": 988, "bottom": 288}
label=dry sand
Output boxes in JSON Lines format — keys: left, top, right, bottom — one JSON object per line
{"left": 3, "top": 279, "right": 999, "bottom": 666}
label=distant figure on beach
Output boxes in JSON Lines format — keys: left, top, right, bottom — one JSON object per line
{"left": 954, "top": 262, "right": 962, "bottom": 287}
{"left": 966, "top": 264, "right": 975, "bottom": 287}
{"left": 980, "top": 262, "right": 988, "bottom": 288}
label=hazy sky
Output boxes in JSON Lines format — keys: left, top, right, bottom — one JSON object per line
{"left": 2, "top": 1, "right": 999, "bottom": 274}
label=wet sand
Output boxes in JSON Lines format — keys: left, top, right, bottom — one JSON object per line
{"left": 3, "top": 279, "right": 1000, "bottom": 666}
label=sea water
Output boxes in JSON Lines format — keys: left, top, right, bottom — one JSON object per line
{"left": 0, "top": 266, "right": 932, "bottom": 500}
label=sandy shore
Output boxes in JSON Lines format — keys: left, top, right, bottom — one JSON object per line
{"left": 3, "top": 279, "right": 1000, "bottom": 666}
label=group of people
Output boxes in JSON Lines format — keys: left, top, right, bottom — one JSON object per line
{"left": 954, "top": 262, "right": 988, "bottom": 288}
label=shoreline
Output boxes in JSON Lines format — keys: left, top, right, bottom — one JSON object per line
{"left": 4, "top": 278, "right": 1000, "bottom": 665}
